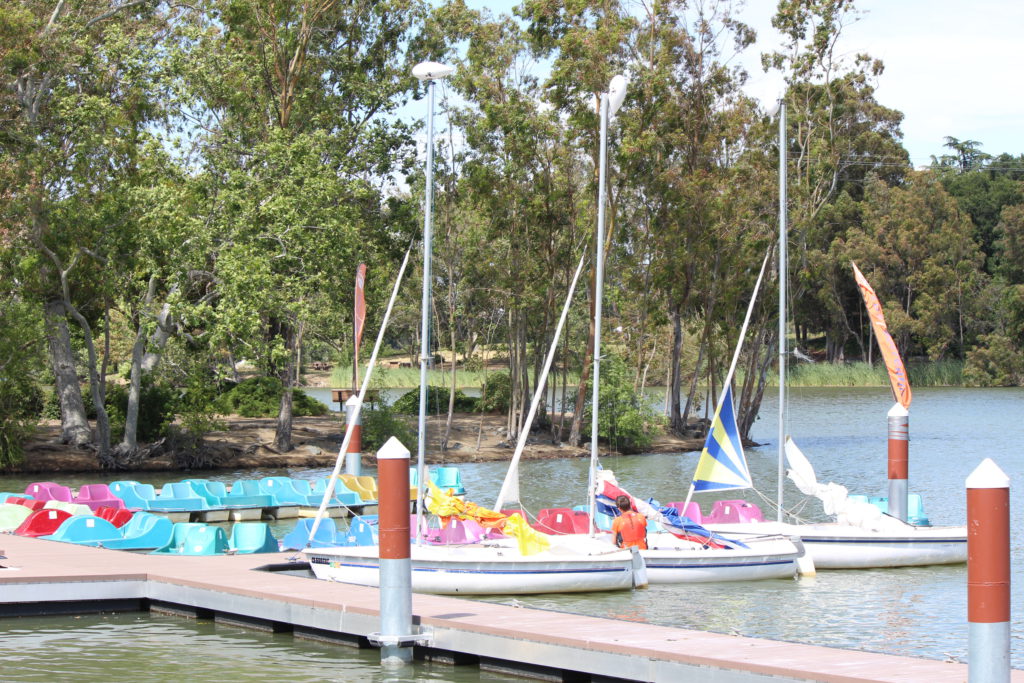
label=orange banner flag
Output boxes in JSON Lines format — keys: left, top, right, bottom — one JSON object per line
{"left": 852, "top": 262, "right": 912, "bottom": 409}
{"left": 354, "top": 263, "right": 367, "bottom": 356}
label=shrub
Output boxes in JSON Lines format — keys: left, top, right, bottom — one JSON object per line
{"left": 172, "top": 365, "right": 227, "bottom": 438}
{"left": 391, "top": 385, "right": 477, "bottom": 415}
{"left": 104, "top": 378, "right": 178, "bottom": 442}
{"left": 215, "top": 376, "right": 328, "bottom": 417}
{"left": 359, "top": 401, "right": 414, "bottom": 452}
{"left": 479, "top": 371, "right": 511, "bottom": 413}
{"left": 0, "top": 376, "right": 40, "bottom": 466}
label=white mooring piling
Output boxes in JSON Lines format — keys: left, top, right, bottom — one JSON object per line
{"left": 372, "top": 437, "right": 416, "bottom": 666}
{"left": 343, "top": 395, "right": 362, "bottom": 477}
{"left": 887, "top": 402, "right": 909, "bottom": 522}
{"left": 966, "top": 457, "right": 1010, "bottom": 683}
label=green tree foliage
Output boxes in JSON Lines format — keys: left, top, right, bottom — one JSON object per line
{"left": 841, "top": 171, "right": 986, "bottom": 360}
{"left": 0, "top": 295, "right": 44, "bottom": 465}
{"left": 479, "top": 371, "right": 512, "bottom": 414}
{"left": 579, "top": 354, "right": 659, "bottom": 451}
{"left": 936, "top": 151, "right": 1024, "bottom": 268}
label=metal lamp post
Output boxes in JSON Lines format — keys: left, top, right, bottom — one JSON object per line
{"left": 411, "top": 61, "right": 453, "bottom": 545}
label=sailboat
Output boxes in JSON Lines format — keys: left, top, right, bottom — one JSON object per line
{"left": 302, "top": 97, "right": 646, "bottom": 593}
{"left": 490, "top": 110, "right": 806, "bottom": 584}
{"left": 595, "top": 255, "right": 806, "bottom": 583}
{"left": 303, "top": 253, "right": 646, "bottom": 595}
{"left": 700, "top": 100, "right": 967, "bottom": 569}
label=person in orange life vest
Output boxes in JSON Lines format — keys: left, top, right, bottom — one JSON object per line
{"left": 611, "top": 495, "right": 647, "bottom": 550}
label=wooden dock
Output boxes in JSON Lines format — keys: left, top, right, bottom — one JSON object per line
{"left": 0, "top": 534, "right": 1015, "bottom": 682}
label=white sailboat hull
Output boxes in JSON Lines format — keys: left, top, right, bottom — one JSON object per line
{"left": 303, "top": 540, "right": 643, "bottom": 595}
{"left": 704, "top": 521, "right": 967, "bottom": 569}
{"left": 642, "top": 533, "right": 803, "bottom": 583}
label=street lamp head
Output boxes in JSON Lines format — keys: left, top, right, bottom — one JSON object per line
{"left": 413, "top": 61, "right": 455, "bottom": 81}
{"left": 607, "top": 75, "right": 628, "bottom": 117}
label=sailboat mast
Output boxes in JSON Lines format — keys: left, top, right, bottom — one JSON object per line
{"left": 589, "top": 91, "right": 610, "bottom": 534}
{"left": 777, "top": 99, "right": 787, "bottom": 524}
{"left": 416, "top": 76, "right": 439, "bottom": 544}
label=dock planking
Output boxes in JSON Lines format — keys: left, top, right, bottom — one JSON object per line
{"left": 0, "top": 534, "right": 1015, "bottom": 683}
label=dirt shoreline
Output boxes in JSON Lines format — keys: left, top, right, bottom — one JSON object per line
{"left": 6, "top": 413, "right": 706, "bottom": 475}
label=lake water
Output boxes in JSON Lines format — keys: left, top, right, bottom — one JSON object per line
{"left": 1, "top": 386, "right": 1021, "bottom": 675}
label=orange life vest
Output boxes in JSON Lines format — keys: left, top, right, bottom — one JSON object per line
{"left": 612, "top": 510, "right": 648, "bottom": 550}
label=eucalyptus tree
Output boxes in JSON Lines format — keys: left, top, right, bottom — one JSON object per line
{"left": 451, "top": 6, "right": 589, "bottom": 442}
{"left": 763, "top": 0, "right": 909, "bottom": 361}
{"left": 1, "top": 0, "right": 177, "bottom": 463}
{"left": 519, "top": 0, "right": 634, "bottom": 445}
{"left": 840, "top": 171, "right": 985, "bottom": 361}
{"left": 174, "top": 0, "right": 433, "bottom": 451}
{"left": 586, "top": 0, "right": 761, "bottom": 435}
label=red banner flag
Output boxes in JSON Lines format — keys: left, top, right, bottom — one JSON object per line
{"left": 354, "top": 263, "right": 367, "bottom": 356}
{"left": 852, "top": 262, "right": 912, "bottom": 409}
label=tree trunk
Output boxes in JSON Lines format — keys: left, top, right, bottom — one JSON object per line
{"left": 121, "top": 319, "right": 146, "bottom": 451}
{"left": 140, "top": 297, "right": 174, "bottom": 372}
{"left": 441, "top": 281, "right": 457, "bottom": 451}
{"left": 568, "top": 280, "right": 596, "bottom": 446}
{"left": 737, "top": 326, "right": 776, "bottom": 440}
{"left": 518, "top": 314, "right": 531, "bottom": 437}
{"left": 668, "top": 303, "right": 685, "bottom": 433}
{"left": 682, "top": 331, "right": 707, "bottom": 433}
{"left": 64, "top": 303, "right": 111, "bottom": 464}
{"left": 556, "top": 313, "right": 570, "bottom": 442}
{"left": 121, "top": 276, "right": 159, "bottom": 453}
{"left": 44, "top": 299, "right": 91, "bottom": 446}
{"left": 274, "top": 323, "right": 297, "bottom": 452}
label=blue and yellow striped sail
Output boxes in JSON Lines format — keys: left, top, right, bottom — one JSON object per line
{"left": 691, "top": 386, "right": 752, "bottom": 492}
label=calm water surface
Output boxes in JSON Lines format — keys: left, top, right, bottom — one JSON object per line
{"left": 2, "top": 387, "right": 1022, "bottom": 672}
{"left": 0, "top": 612, "right": 521, "bottom": 682}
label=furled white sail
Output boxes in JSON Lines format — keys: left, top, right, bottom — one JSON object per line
{"left": 784, "top": 438, "right": 911, "bottom": 532}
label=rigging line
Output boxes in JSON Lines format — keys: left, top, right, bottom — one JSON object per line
{"left": 305, "top": 242, "right": 415, "bottom": 547}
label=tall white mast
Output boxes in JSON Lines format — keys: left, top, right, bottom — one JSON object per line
{"left": 588, "top": 75, "right": 627, "bottom": 534}
{"left": 776, "top": 98, "right": 787, "bottom": 523}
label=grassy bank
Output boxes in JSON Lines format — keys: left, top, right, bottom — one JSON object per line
{"left": 328, "top": 364, "right": 582, "bottom": 390}
{"left": 325, "top": 360, "right": 965, "bottom": 390}
{"left": 767, "top": 360, "right": 964, "bottom": 387}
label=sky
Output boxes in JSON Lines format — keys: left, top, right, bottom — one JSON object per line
{"left": 738, "top": 0, "right": 1024, "bottom": 167}
{"left": 452, "top": 1, "right": 1023, "bottom": 168}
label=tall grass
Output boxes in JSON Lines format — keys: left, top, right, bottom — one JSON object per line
{"left": 324, "top": 364, "right": 581, "bottom": 390}
{"left": 326, "top": 365, "right": 489, "bottom": 389}
{"left": 762, "top": 360, "right": 964, "bottom": 387}
{"left": 325, "top": 360, "right": 966, "bottom": 390}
